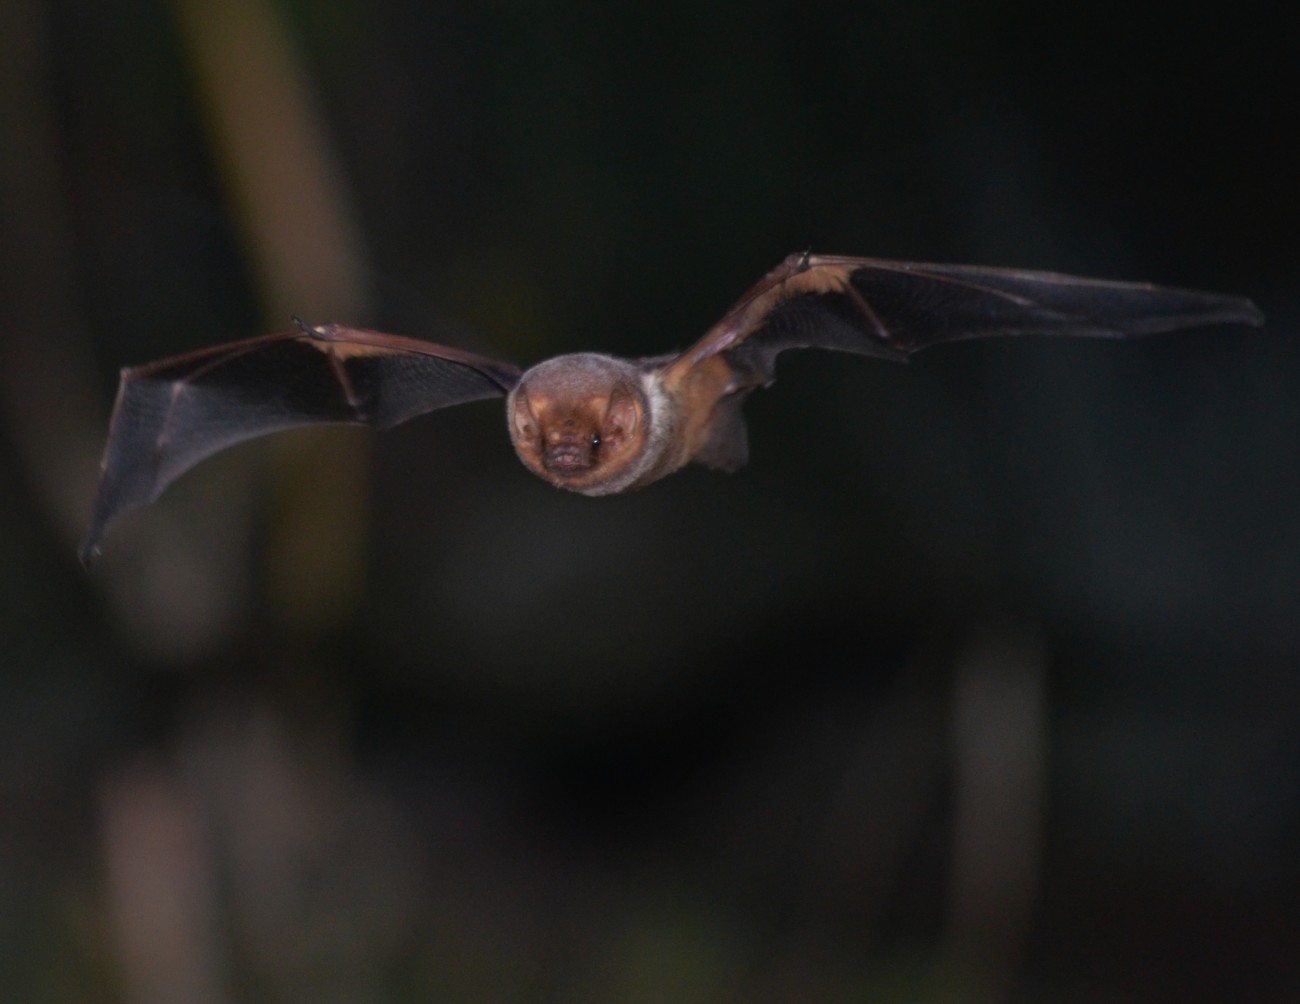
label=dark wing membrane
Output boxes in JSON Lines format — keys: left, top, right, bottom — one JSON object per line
{"left": 685, "top": 253, "right": 1264, "bottom": 385}
{"left": 81, "top": 325, "right": 520, "bottom": 562}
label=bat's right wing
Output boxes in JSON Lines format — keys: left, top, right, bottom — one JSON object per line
{"left": 82, "top": 322, "right": 521, "bottom": 563}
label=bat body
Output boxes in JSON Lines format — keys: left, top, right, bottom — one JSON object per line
{"left": 81, "top": 252, "right": 1263, "bottom": 562}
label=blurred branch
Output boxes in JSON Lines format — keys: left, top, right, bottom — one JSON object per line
{"left": 172, "top": 0, "right": 370, "bottom": 634}
{"left": 101, "top": 759, "right": 230, "bottom": 1004}
{"left": 946, "top": 629, "right": 1048, "bottom": 1000}
{"left": 0, "top": 0, "right": 107, "bottom": 543}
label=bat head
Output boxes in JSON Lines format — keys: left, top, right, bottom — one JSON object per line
{"left": 507, "top": 353, "right": 649, "bottom": 494}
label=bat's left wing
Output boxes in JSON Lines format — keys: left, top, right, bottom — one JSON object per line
{"left": 666, "top": 252, "right": 1264, "bottom": 389}
{"left": 82, "top": 322, "right": 521, "bottom": 563}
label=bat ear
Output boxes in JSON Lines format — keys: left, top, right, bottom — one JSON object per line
{"left": 512, "top": 387, "right": 539, "bottom": 440}
{"left": 604, "top": 385, "right": 639, "bottom": 439}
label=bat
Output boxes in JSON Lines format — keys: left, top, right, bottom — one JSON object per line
{"left": 80, "top": 251, "right": 1263, "bottom": 562}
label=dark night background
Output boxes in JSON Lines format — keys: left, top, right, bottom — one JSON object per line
{"left": 2, "top": 1, "right": 1296, "bottom": 1000}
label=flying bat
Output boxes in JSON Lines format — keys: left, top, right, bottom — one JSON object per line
{"left": 80, "top": 251, "right": 1263, "bottom": 562}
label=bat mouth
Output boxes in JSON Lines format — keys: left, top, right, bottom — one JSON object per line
{"left": 543, "top": 445, "right": 593, "bottom": 475}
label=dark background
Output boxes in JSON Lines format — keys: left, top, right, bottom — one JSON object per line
{"left": 2, "top": 0, "right": 1296, "bottom": 1000}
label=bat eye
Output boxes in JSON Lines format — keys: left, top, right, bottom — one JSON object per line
{"left": 590, "top": 434, "right": 602, "bottom": 449}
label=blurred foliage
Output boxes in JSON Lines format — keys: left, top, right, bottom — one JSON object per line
{"left": 1, "top": 0, "right": 1296, "bottom": 1000}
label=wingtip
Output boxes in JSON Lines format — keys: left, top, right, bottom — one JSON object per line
{"left": 77, "top": 535, "right": 102, "bottom": 570}
{"left": 1207, "top": 297, "right": 1265, "bottom": 331}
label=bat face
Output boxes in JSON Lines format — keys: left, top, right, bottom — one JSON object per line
{"left": 507, "top": 354, "right": 649, "bottom": 494}
{"left": 79, "top": 252, "right": 1263, "bottom": 562}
